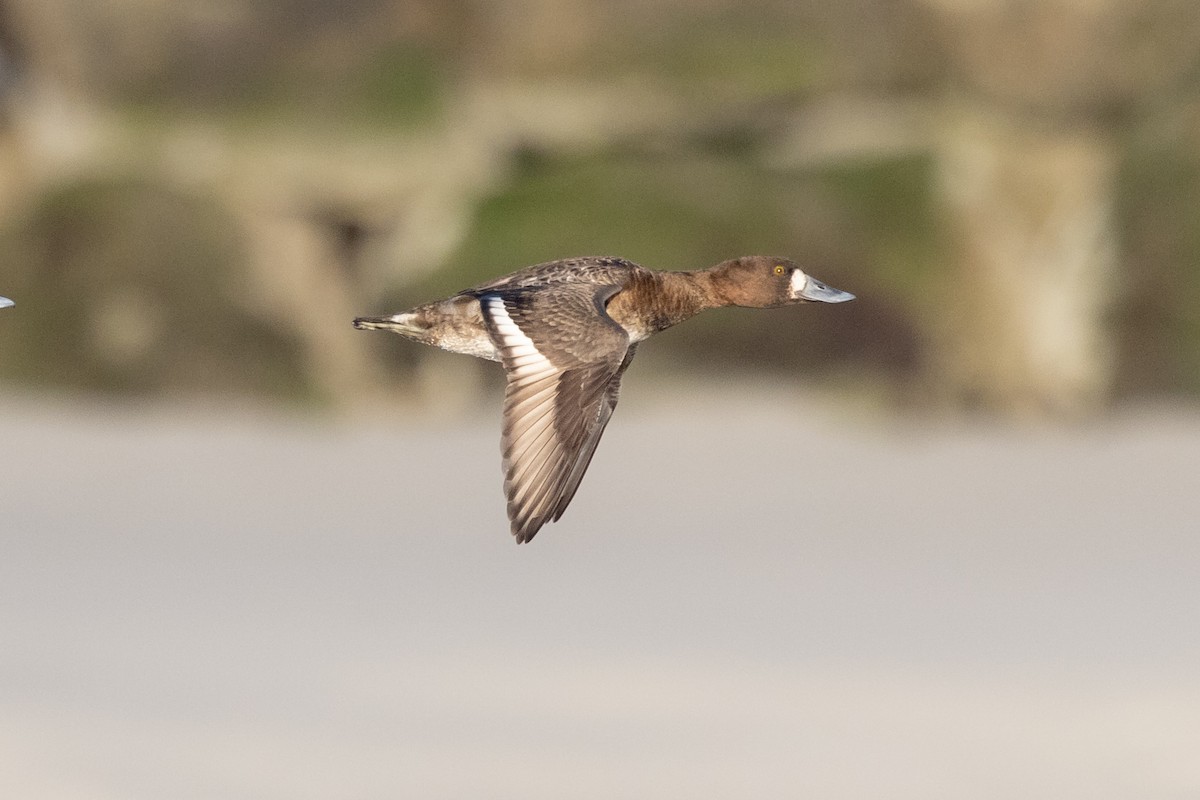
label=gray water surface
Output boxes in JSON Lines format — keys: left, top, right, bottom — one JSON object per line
{"left": 2, "top": 394, "right": 1198, "bottom": 799}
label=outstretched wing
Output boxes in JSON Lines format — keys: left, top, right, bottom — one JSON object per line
{"left": 478, "top": 285, "right": 633, "bottom": 543}
{"left": 548, "top": 343, "right": 637, "bottom": 525}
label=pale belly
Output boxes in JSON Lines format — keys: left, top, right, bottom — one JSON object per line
{"left": 422, "top": 296, "right": 501, "bottom": 361}
{"left": 436, "top": 327, "right": 501, "bottom": 361}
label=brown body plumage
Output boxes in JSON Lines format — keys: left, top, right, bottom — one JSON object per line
{"left": 354, "top": 255, "right": 854, "bottom": 542}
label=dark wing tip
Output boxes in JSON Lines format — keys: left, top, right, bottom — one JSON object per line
{"left": 510, "top": 504, "right": 550, "bottom": 543}
{"left": 512, "top": 525, "right": 539, "bottom": 544}
{"left": 508, "top": 491, "right": 553, "bottom": 544}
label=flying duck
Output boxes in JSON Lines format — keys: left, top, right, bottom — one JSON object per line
{"left": 354, "top": 255, "right": 854, "bottom": 542}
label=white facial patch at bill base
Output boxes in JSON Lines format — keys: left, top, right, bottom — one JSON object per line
{"left": 482, "top": 295, "right": 555, "bottom": 379}
{"left": 789, "top": 268, "right": 809, "bottom": 299}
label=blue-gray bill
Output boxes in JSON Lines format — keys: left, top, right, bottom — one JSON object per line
{"left": 797, "top": 278, "right": 854, "bottom": 303}
{"left": 0, "top": 296, "right": 13, "bottom": 309}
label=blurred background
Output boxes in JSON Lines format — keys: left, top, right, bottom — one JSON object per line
{"left": 2, "top": 1, "right": 1199, "bottom": 798}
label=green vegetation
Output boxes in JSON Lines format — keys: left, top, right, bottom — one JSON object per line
{"left": 121, "top": 42, "right": 452, "bottom": 132}
{"left": 349, "top": 42, "right": 450, "bottom": 127}
{"left": 508, "top": 10, "right": 827, "bottom": 100}
{"left": 1115, "top": 142, "right": 1200, "bottom": 397}
{"left": 812, "top": 155, "right": 942, "bottom": 304}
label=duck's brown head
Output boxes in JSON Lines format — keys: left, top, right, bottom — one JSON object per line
{"left": 710, "top": 256, "right": 854, "bottom": 309}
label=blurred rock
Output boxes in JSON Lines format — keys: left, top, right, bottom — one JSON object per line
{"left": 0, "top": 179, "right": 312, "bottom": 399}
{"left": 922, "top": 0, "right": 1200, "bottom": 414}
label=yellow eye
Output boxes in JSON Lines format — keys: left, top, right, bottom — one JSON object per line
{"left": 774, "top": 265, "right": 785, "bottom": 275}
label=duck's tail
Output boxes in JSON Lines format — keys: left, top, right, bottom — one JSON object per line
{"left": 352, "top": 312, "right": 426, "bottom": 337}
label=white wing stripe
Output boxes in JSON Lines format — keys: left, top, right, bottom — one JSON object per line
{"left": 484, "top": 296, "right": 543, "bottom": 346}
{"left": 486, "top": 293, "right": 571, "bottom": 511}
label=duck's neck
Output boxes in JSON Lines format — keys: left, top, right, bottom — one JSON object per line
{"left": 667, "top": 268, "right": 730, "bottom": 313}
{"left": 607, "top": 267, "right": 728, "bottom": 340}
